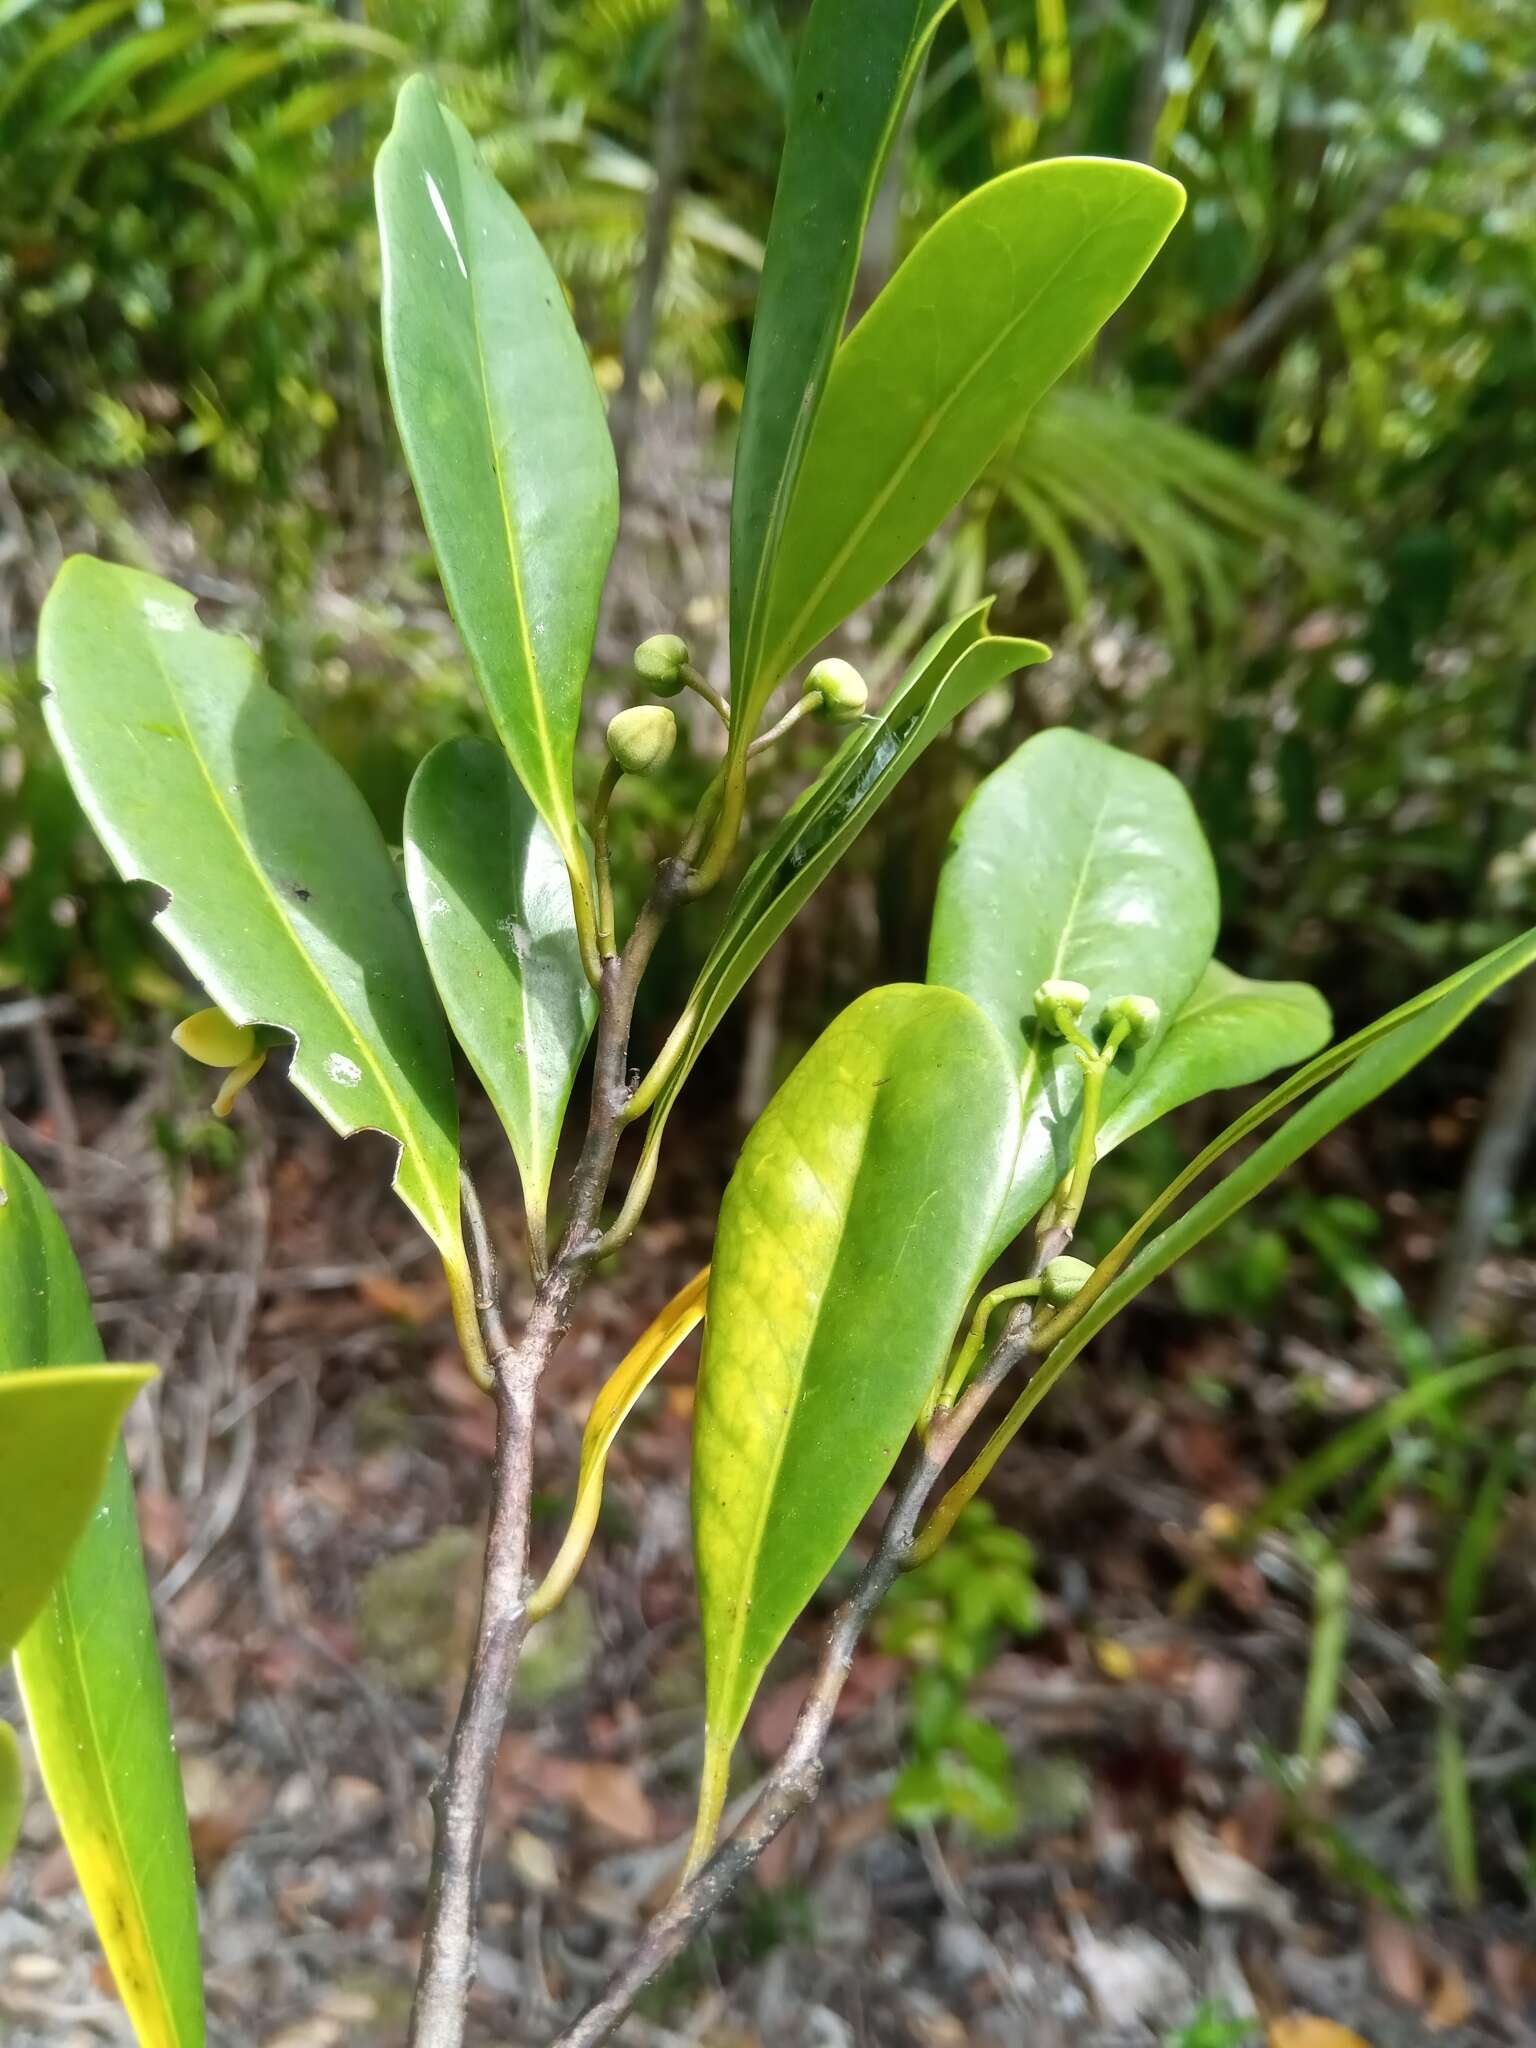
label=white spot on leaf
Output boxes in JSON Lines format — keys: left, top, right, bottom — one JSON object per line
{"left": 326, "top": 1053, "right": 362, "bottom": 1088}
{"left": 424, "top": 172, "right": 468, "bottom": 280}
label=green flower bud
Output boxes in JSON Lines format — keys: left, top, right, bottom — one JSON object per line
{"left": 806, "top": 656, "right": 869, "bottom": 723}
{"left": 633, "top": 632, "right": 690, "bottom": 695}
{"left": 172, "top": 1006, "right": 256, "bottom": 1068}
{"left": 1040, "top": 1254, "right": 1094, "bottom": 1306}
{"left": 606, "top": 704, "right": 677, "bottom": 775}
{"left": 1033, "top": 978, "right": 1090, "bottom": 1031}
{"left": 1103, "top": 993, "right": 1160, "bottom": 1044}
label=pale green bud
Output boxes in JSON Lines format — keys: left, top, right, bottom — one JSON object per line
{"left": 1103, "top": 993, "right": 1160, "bottom": 1044}
{"left": 806, "top": 656, "right": 869, "bottom": 724}
{"left": 633, "top": 633, "right": 690, "bottom": 695}
{"left": 1033, "top": 979, "right": 1090, "bottom": 1031}
{"left": 1041, "top": 1255, "right": 1094, "bottom": 1306}
{"left": 606, "top": 704, "right": 677, "bottom": 775}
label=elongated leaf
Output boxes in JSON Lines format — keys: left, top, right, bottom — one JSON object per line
{"left": 1, "top": 1364, "right": 155, "bottom": 1655}
{"left": 749, "top": 160, "right": 1185, "bottom": 708}
{"left": 928, "top": 727, "right": 1218, "bottom": 1250}
{"left": 1, "top": 1146, "right": 204, "bottom": 2048}
{"left": 915, "top": 928, "right": 1536, "bottom": 1559}
{"left": 528, "top": 1266, "right": 709, "bottom": 1624}
{"left": 691, "top": 985, "right": 1020, "bottom": 1864}
{"left": 730, "top": 0, "right": 954, "bottom": 727}
{"left": 377, "top": 75, "right": 617, "bottom": 938}
{"left": 0, "top": 1723, "right": 20, "bottom": 1868}
{"left": 627, "top": 610, "right": 1045, "bottom": 1220}
{"left": 1096, "top": 960, "right": 1332, "bottom": 1155}
{"left": 404, "top": 737, "right": 596, "bottom": 1262}
{"left": 39, "top": 558, "right": 484, "bottom": 1381}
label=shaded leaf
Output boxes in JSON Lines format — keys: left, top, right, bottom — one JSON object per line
{"left": 928, "top": 727, "right": 1218, "bottom": 1250}
{"left": 377, "top": 75, "right": 617, "bottom": 947}
{"left": 39, "top": 557, "right": 483, "bottom": 1381}
{"left": 0, "top": 1722, "right": 20, "bottom": 1868}
{"left": 404, "top": 737, "right": 596, "bottom": 1260}
{"left": 1096, "top": 960, "right": 1332, "bottom": 1155}
{"left": 628, "top": 608, "right": 1044, "bottom": 1216}
{"left": 0, "top": 1364, "right": 155, "bottom": 1656}
{"left": 729, "top": 0, "right": 953, "bottom": 748}
{"left": 753, "top": 159, "right": 1185, "bottom": 700}
{"left": 690, "top": 986, "right": 1020, "bottom": 1865}
{"left": 1, "top": 1145, "right": 204, "bottom": 2048}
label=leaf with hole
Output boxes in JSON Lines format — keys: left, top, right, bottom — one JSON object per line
{"left": 690, "top": 985, "right": 1020, "bottom": 1866}
{"left": 1, "top": 1144, "right": 204, "bottom": 2048}
{"left": 928, "top": 727, "right": 1219, "bottom": 1252}
{"left": 748, "top": 158, "right": 1185, "bottom": 712}
{"left": 404, "top": 736, "right": 596, "bottom": 1264}
{"left": 377, "top": 75, "right": 617, "bottom": 954}
{"left": 38, "top": 556, "right": 483, "bottom": 1381}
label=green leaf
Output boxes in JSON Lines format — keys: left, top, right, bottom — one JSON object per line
{"left": 730, "top": 0, "right": 954, "bottom": 726}
{"left": 0, "top": 1364, "right": 155, "bottom": 1657}
{"left": 1, "top": 1145, "right": 204, "bottom": 2048}
{"left": 928, "top": 727, "right": 1219, "bottom": 1250}
{"left": 914, "top": 927, "right": 1536, "bottom": 1560}
{"left": 377, "top": 75, "right": 617, "bottom": 952}
{"left": 746, "top": 159, "right": 1185, "bottom": 722}
{"left": 690, "top": 985, "right": 1020, "bottom": 1866}
{"left": 1096, "top": 960, "right": 1333, "bottom": 1155}
{"left": 625, "top": 609, "right": 1045, "bottom": 1222}
{"left": 38, "top": 557, "right": 486, "bottom": 1382}
{"left": 0, "top": 1723, "right": 20, "bottom": 1869}
{"left": 404, "top": 737, "right": 597, "bottom": 1262}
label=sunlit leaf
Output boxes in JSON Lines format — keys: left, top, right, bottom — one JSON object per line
{"left": 377, "top": 75, "right": 617, "bottom": 956}
{"left": 39, "top": 557, "right": 484, "bottom": 1381}
{"left": 928, "top": 727, "right": 1218, "bottom": 1251}
{"left": 0, "top": 1723, "right": 20, "bottom": 1869}
{"left": 690, "top": 986, "right": 1020, "bottom": 1867}
{"left": 1, "top": 1145, "right": 204, "bottom": 2048}
{"left": 750, "top": 159, "right": 1185, "bottom": 706}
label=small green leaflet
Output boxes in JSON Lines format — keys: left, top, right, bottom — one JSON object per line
{"left": 1096, "top": 960, "right": 1333, "bottom": 1156}
{"left": 690, "top": 986, "right": 1020, "bottom": 1868}
{"left": 404, "top": 737, "right": 596, "bottom": 1265}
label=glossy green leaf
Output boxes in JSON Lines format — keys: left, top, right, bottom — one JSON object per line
{"left": 1096, "top": 960, "right": 1333, "bottom": 1155}
{"left": 928, "top": 728, "right": 1218, "bottom": 1251}
{"left": 404, "top": 737, "right": 597, "bottom": 1262}
{"left": 625, "top": 609, "right": 1045, "bottom": 1225}
{"left": 730, "top": 0, "right": 954, "bottom": 729}
{"left": 0, "top": 1723, "right": 20, "bottom": 1869}
{"left": 690, "top": 985, "right": 1020, "bottom": 1865}
{"left": 39, "top": 557, "right": 485, "bottom": 1382}
{"left": 748, "top": 159, "right": 1185, "bottom": 715}
{"left": 915, "top": 926, "right": 1536, "bottom": 1560}
{"left": 1, "top": 1364, "right": 155, "bottom": 1657}
{"left": 377, "top": 75, "right": 617, "bottom": 943}
{"left": 1, "top": 1145, "right": 204, "bottom": 2048}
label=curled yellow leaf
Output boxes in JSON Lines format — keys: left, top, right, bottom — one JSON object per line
{"left": 528, "top": 1266, "right": 709, "bottom": 1622}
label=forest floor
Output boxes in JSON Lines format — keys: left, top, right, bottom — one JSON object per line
{"left": 2, "top": 1020, "right": 1535, "bottom": 2048}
